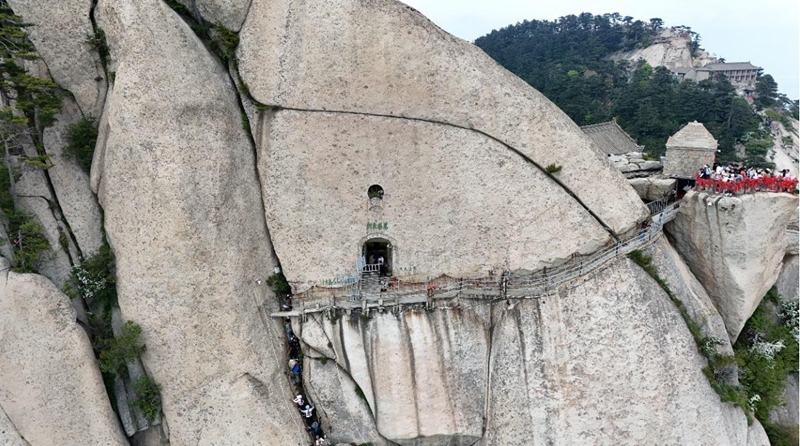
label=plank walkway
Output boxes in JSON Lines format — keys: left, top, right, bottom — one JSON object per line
{"left": 271, "top": 201, "right": 681, "bottom": 318}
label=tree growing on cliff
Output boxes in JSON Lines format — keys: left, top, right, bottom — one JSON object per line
{"left": 98, "top": 321, "right": 146, "bottom": 374}
{"left": 754, "top": 74, "right": 779, "bottom": 109}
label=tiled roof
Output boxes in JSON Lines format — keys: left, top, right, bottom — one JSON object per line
{"left": 666, "top": 121, "right": 718, "bottom": 150}
{"left": 702, "top": 62, "right": 761, "bottom": 71}
{"left": 580, "top": 120, "right": 643, "bottom": 155}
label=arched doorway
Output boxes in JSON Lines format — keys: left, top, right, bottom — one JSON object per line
{"left": 362, "top": 237, "right": 392, "bottom": 276}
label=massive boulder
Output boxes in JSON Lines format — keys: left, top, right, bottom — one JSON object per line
{"left": 93, "top": 0, "right": 305, "bottom": 444}
{"left": 628, "top": 177, "right": 677, "bottom": 202}
{"left": 0, "top": 259, "right": 127, "bottom": 446}
{"left": 668, "top": 190, "right": 798, "bottom": 341}
{"left": 238, "top": 0, "right": 648, "bottom": 238}
{"left": 7, "top": 0, "right": 107, "bottom": 117}
{"left": 296, "top": 252, "right": 753, "bottom": 445}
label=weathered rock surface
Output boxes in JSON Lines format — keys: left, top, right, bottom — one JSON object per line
{"left": 776, "top": 255, "right": 799, "bottom": 303}
{"left": 14, "top": 157, "right": 76, "bottom": 289}
{"left": 238, "top": 0, "right": 648, "bottom": 236}
{"left": 42, "top": 97, "right": 104, "bottom": 257}
{"left": 770, "top": 372, "right": 799, "bottom": 429}
{"left": 609, "top": 27, "right": 717, "bottom": 71}
{"left": 93, "top": 0, "right": 305, "bottom": 443}
{"left": 628, "top": 177, "right": 676, "bottom": 201}
{"left": 299, "top": 308, "right": 489, "bottom": 446}
{"left": 668, "top": 190, "right": 798, "bottom": 341}
{"left": 0, "top": 406, "right": 28, "bottom": 446}
{"left": 7, "top": 0, "right": 106, "bottom": 117}
{"left": 303, "top": 357, "right": 384, "bottom": 445}
{"left": 176, "top": 0, "right": 252, "bottom": 31}
{"left": 746, "top": 420, "right": 770, "bottom": 446}
{"left": 0, "top": 259, "right": 127, "bottom": 445}
{"left": 648, "top": 236, "right": 734, "bottom": 356}
{"left": 260, "top": 111, "right": 609, "bottom": 290}
{"left": 787, "top": 221, "right": 798, "bottom": 255}
{"left": 297, "top": 254, "right": 754, "bottom": 445}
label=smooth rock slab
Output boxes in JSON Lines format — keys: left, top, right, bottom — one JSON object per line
{"left": 42, "top": 97, "right": 104, "bottom": 257}
{"left": 0, "top": 260, "right": 127, "bottom": 446}
{"left": 238, "top": 0, "right": 648, "bottom": 236}
{"left": 259, "top": 111, "right": 609, "bottom": 291}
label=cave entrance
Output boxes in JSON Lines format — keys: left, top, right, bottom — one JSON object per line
{"left": 362, "top": 238, "right": 392, "bottom": 276}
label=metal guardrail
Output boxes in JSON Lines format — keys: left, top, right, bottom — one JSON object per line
{"left": 275, "top": 197, "right": 798, "bottom": 319}
{"left": 280, "top": 205, "right": 679, "bottom": 316}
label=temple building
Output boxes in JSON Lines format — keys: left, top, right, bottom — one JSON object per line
{"left": 673, "top": 62, "right": 761, "bottom": 86}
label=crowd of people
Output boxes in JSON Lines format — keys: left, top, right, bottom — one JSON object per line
{"left": 696, "top": 163, "right": 797, "bottom": 195}
{"left": 282, "top": 297, "right": 328, "bottom": 446}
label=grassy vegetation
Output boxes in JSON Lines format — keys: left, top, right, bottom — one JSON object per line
{"left": 545, "top": 163, "right": 563, "bottom": 174}
{"left": 85, "top": 27, "right": 109, "bottom": 68}
{"left": 97, "top": 321, "right": 146, "bottom": 374}
{"left": 267, "top": 271, "right": 291, "bottom": 295}
{"left": 131, "top": 376, "right": 162, "bottom": 421}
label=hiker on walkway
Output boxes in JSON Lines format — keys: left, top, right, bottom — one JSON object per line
{"left": 293, "top": 394, "right": 305, "bottom": 407}
{"left": 309, "top": 421, "right": 323, "bottom": 436}
{"left": 315, "top": 436, "right": 327, "bottom": 446}
{"left": 300, "top": 404, "right": 315, "bottom": 419}
{"left": 377, "top": 255, "right": 385, "bottom": 275}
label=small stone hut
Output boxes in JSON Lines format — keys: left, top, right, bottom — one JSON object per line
{"left": 663, "top": 121, "right": 718, "bottom": 178}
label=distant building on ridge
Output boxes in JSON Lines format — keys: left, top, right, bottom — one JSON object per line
{"left": 672, "top": 62, "right": 761, "bottom": 87}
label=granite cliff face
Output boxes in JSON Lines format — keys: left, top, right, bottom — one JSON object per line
{"left": 609, "top": 27, "right": 716, "bottom": 71}
{"left": 296, "top": 240, "right": 764, "bottom": 446}
{"left": 0, "top": 1, "right": 794, "bottom": 445}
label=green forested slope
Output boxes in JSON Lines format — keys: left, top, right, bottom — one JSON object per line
{"left": 475, "top": 13, "right": 798, "bottom": 162}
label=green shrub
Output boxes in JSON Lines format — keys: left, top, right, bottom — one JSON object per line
{"left": 70, "top": 242, "right": 117, "bottom": 309}
{"left": 21, "top": 153, "right": 52, "bottom": 169}
{"left": 354, "top": 384, "right": 367, "bottom": 403}
{"left": 762, "top": 421, "right": 799, "bottom": 446}
{"left": 64, "top": 117, "right": 98, "bottom": 173}
{"left": 545, "top": 163, "right": 562, "bottom": 173}
{"left": 85, "top": 27, "right": 109, "bottom": 67}
{"left": 211, "top": 22, "right": 239, "bottom": 61}
{"left": 98, "top": 321, "right": 145, "bottom": 374}
{"left": 733, "top": 290, "right": 799, "bottom": 424}
{"left": 164, "top": 0, "right": 189, "bottom": 15}
{"left": 131, "top": 376, "right": 162, "bottom": 421}
{"left": 12, "top": 220, "right": 51, "bottom": 273}
{"left": 266, "top": 272, "right": 291, "bottom": 295}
